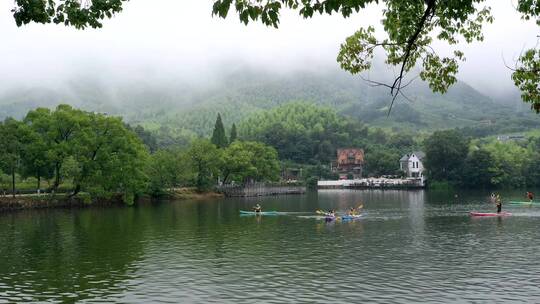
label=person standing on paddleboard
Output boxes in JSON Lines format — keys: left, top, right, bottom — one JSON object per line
{"left": 490, "top": 193, "right": 497, "bottom": 205}
{"left": 527, "top": 192, "right": 535, "bottom": 202}
{"left": 496, "top": 194, "right": 502, "bottom": 214}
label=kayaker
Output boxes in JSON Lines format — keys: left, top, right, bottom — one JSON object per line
{"left": 527, "top": 192, "right": 535, "bottom": 202}
{"left": 253, "top": 204, "right": 262, "bottom": 213}
{"left": 496, "top": 194, "right": 502, "bottom": 214}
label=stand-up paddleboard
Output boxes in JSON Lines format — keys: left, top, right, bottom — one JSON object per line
{"left": 508, "top": 201, "right": 540, "bottom": 206}
{"left": 470, "top": 211, "right": 512, "bottom": 217}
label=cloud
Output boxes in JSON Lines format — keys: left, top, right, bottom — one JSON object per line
{"left": 0, "top": 0, "right": 537, "bottom": 97}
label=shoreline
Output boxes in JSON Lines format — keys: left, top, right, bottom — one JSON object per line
{"left": 0, "top": 195, "right": 125, "bottom": 213}
{"left": 0, "top": 189, "right": 225, "bottom": 213}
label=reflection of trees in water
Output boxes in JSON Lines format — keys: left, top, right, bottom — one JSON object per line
{"left": 0, "top": 207, "right": 148, "bottom": 302}
{"left": 139, "top": 199, "right": 368, "bottom": 281}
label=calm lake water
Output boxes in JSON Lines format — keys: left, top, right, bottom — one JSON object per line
{"left": 1, "top": 189, "right": 540, "bottom": 303}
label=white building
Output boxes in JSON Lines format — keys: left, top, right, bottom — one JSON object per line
{"left": 400, "top": 152, "right": 426, "bottom": 184}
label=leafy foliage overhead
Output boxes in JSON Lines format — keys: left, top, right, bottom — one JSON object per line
{"left": 12, "top": 0, "right": 126, "bottom": 29}
{"left": 211, "top": 0, "right": 540, "bottom": 113}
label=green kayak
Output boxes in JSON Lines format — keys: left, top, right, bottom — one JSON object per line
{"left": 239, "top": 210, "right": 279, "bottom": 215}
{"left": 508, "top": 201, "right": 540, "bottom": 206}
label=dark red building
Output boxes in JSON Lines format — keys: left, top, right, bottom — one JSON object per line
{"left": 332, "top": 148, "right": 364, "bottom": 179}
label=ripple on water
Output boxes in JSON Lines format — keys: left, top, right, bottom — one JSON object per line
{"left": 2, "top": 194, "right": 540, "bottom": 303}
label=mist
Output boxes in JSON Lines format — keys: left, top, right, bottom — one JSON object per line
{"left": 0, "top": 0, "right": 538, "bottom": 100}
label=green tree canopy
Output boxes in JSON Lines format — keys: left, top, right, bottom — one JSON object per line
{"left": 364, "top": 150, "right": 399, "bottom": 177}
{"left": 12, "top": 0, "right": 126, "bottom": 29}
{"left": 146, "top": 148, "right": 193, "bottom": 195}
{"left": 424, "top": 130, "right": 469, "bottom": 183}
{"left": 461, "top": 149, "right": 496, "bottom": 188}
{"left": 483, "top": 140, "right": 531, "bottom": 188}
{"left": 0, "top": 118, "right": 32, "bottom": 197}
{"left": 22, "top": 105, "right": 148, "bottom": 203}
{"left": 221, "top": 141, "right": 280, "bottom": 184}
{"left": 187, "top": 139, "right": 222, "bottom": 191}
{"left": 239, "top": 102, "right": 369, "bottom": 164}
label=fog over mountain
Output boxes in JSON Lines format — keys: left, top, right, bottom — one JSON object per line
{"left": 0, "top": 0, "right": 538, "bottom": 113}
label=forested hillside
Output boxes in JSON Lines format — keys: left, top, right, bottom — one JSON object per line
{"left": 1, "top": 68, "right": 538, "bottom": 141}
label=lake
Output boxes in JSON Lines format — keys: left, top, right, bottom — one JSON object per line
{"left": 1, "top": 189, "right": 540, "bottom": 303}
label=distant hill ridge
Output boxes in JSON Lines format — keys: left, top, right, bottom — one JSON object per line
{"left": 0, "top": 68, "right": 538, "bottom": 136}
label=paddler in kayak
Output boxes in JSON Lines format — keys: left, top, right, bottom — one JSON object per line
{"left": 527, "top": 191, "right": 535, "bottom": 202}
{"left": 253, "top": 203, "right": 262, "bottom": 214}
{"left": 348, "top": 206, "right": 362, "bottom": 216}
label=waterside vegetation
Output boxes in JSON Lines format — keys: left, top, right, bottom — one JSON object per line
{"left": 1, "top": 102, "right": 539, "bottom": 209}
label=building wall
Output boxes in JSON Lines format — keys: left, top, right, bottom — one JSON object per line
{"left": 335, "top": 148, "right": 364, "bottom": 179}
{"left": 407, "top": 155, "right": 424, "bottom": 177}
{"left": 337, "top": 149, "right": 364, "bottom": 166}
{"left": 401, "top": 154, "right": 424, "bottom": 178}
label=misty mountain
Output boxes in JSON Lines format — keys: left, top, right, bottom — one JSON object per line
{"left": 1, "top": 68, "right": 538, "bottom": 137}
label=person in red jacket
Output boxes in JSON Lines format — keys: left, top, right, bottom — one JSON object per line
{"left": 527, "top": 192, "right": 535, "bottom": 202}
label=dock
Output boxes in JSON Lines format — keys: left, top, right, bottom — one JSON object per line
{"left": 217, "top": 183, "right": 306, "bottom": 197}
{"left": 318, "top": 177, "right": 425, "bottom": 189}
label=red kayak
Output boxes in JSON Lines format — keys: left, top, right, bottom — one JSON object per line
{"left": 470, "top": 211, "right": 512, "bottom": 217}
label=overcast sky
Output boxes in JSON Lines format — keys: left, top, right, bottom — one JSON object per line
{"left": 0, "top": 0, "right": 538, "bottom": 97}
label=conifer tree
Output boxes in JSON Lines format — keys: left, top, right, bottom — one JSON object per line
{"left": 230, "top": 123, "right": 238, "bottom": 143}
{"left": 211, "top": 113, "right": 228, "bottom": 148}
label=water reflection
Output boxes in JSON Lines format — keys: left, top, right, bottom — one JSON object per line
{"left": 0, "top": 189, "right": 540, "bottom": 303}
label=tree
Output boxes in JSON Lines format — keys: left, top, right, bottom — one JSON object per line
{"left": 24, "top": 105, "right": 149, "bottom": 203}
{"left": 526, "top": 155, "right": 540, "bottom": 187}
{"left": 187, "top": 139, "right": 222, "bottom": 191}
{"left": 68, "top": 112, "right": 149, "bottom": 202}
{"left": 221, "top": 141, "right": 280, "bottom": 183}
{"left": 239, "top": 102, "right": 367, "bottom": 164}
{"left": 483, "top": 140, "right": 530, "bottom": 188}
{"left": 0, "top": 118, "right": 30, "bottom": 197}
{"left": 461, "top": 149, "right": 495, "bottom": 188}
{"left": 424, "top": 130, "right": 468, "bottom": 183}
{"left": 131, "top": 125, "right": 158, "bottom": 153}
{"left": 20, "top": 129, "right": 54, "bottom": 190}
{"left": 25, "top": 105, "right": 86, "bottom": 191}
{"left": 230, "top": 123, "right": 238, "bottom": 143}
{"left": 12, "top": 0, "right": 126, "bottom": 29}
{"left": 364, "top": 150, "right": 399, "bottom": 177}
{"left": 147, "top": 148, "right": 193, "bottom": 195}
{"left": 211, "top": 0, "right": 540, "bottom": 113}
{"left": 211, "top": 113, "right": 228, "bottom": 148}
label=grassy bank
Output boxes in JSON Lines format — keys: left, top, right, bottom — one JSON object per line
{"left": 0, "top": 187, "right": 225, "bottom": 213}
{"left": 164, "top": 188, "right": 224, "bottom": 200}
{"left": 0, "top": 193, "right": 125, "bottom": 212}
